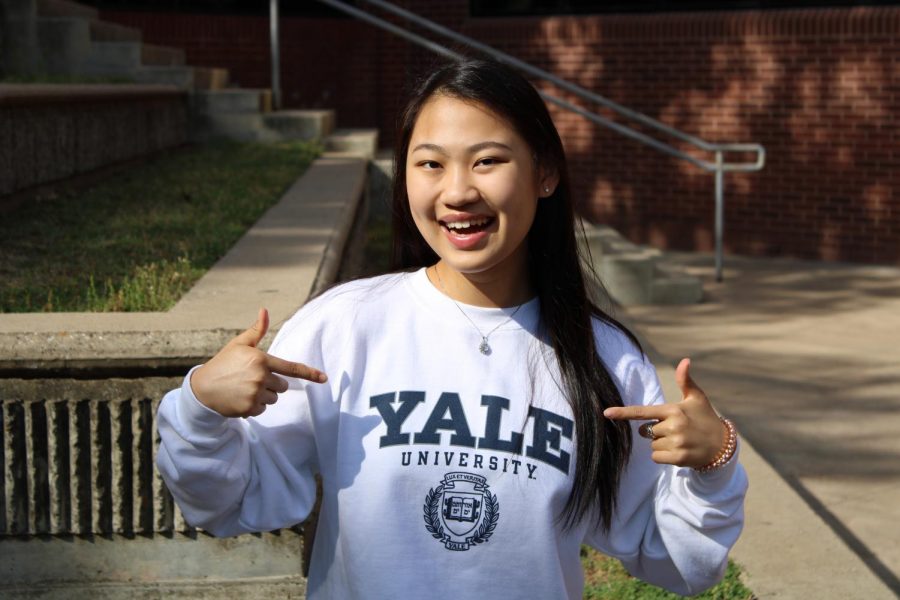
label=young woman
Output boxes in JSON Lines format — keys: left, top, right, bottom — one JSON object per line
{"left": 157, "top": 58, "right": 747, "bottom": 599}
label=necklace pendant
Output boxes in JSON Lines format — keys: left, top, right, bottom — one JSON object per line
{"left": 479, "top": 338, "right": 491, "bottom": 355}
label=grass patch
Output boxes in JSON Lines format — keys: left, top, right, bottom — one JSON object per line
{"left": 582, "top": 547, "right": 755, "bottom": 599}
{"left": 361, "top": 216, "right": 393, "bottom": 277}
{"left": 0, "top": 140, "right": 320, "bottom": 312}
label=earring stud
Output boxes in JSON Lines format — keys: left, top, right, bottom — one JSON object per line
{"left": 544, "top": 186, "right": 550, "bottom": 193}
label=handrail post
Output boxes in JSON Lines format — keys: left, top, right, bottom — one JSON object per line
{"left": 269, "top": 0, "right": 282, "bottom": 110}
{"left": 714, "top": 151, "right": 725, "bottom": 283}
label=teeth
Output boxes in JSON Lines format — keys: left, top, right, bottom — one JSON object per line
{"left": 446, "top": 218, "right": 489, "bottom": 230}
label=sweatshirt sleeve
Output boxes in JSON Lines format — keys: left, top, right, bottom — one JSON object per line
{"left": 585, "top": 341, "right": 748, "bottom": 596}
{"left": 156, "top": 303, "right": 336, "bottom": 538}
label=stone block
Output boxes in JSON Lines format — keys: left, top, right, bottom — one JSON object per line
{"left": 263, "top": 109, "right": 336, "bottom": 140}
{"left": 191, "top": 112, "right": 274, "bottom": 143}
{"left": 579, "top": 224, "right": 624, "bottom": 260}
{"left": 0, "top": 530, "right": 307, "bottom": 598}
{"left": 650, "top": 274, "right": 704, "bottom": 305}
{"left": 192, "top": 67, "right": 229, "bottom": 90}
{"left": 141, "top": 43, "right": 185, "bottom": 66}
{"left": 325, "top": 128, "right": 379, "bottom": 160}
{"left": 37, "top": 0, "right": 98, "bottom": 20}
{"left": 89, "top": 19, "right": 140, "bottom": 43}
{"left": 1, "top": 8, "right": 41, "bottom": 76}
{"left": 133, "top": 66, "right": 195, "bottom": 88}
{"left": 192, "top": 89, "right": 269, "bottom": 115}
{"left": 599, "top": 250, "right": 657, "bottom": 306}
{"left": 36, "top": 17, "right": 91, "bottom": 75}
{"left": 84, "top": 41, "right": 142, "bottom": 71}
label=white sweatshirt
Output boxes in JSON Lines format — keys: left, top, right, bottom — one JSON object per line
{"left": 157, "top": 269, "right": 747, "bottom": 599}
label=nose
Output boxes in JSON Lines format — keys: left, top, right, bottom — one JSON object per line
{"left": 441, "top": 165, "right": 479, "bottom": 207}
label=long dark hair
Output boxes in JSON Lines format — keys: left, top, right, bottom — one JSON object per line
{"left": 391, "top": 58, "right": 636, "bottom": 531}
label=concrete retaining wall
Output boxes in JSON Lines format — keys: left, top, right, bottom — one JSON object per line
{"left": 0, "top": 153, "right": 369, "bottom": 597}
{"left": 0, "top": 84, "right": 188, "bottom": 198}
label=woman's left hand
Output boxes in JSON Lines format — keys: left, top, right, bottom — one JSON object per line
{"left": 603, "top": 358, "right": 726, "bottom": 469}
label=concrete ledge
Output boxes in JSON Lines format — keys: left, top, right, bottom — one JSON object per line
{"left": 141, "top": 43, "right": 185, "bottom": 67}
{"left": 581, "top": 222, "right": 703, "bottom": 306}
{"left": 0, "top": 84, "right": 187, "bottom": 197}
{"left": 325, "top": 128, "right": 379, "bottom": 160}
{"left": 263, "top": 110, "right": 336, "bottom": 140}
{"left": 0, "top": 84, "right": 183, "bottom": 107}
{"left": 0, "top": 154, "right": 368, "bottom": 373}
{"left": 191, "top": 89, "right": 272, "bottom": 115}
{"left": 0, "top": 531, "right": 306, "bottom": 598}
{"left": 35, "top": 17, "right": 91, "bottom": 75}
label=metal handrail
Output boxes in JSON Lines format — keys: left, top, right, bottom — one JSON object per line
{"left": 315, "top": 0, "right": 766, "bottom": 281}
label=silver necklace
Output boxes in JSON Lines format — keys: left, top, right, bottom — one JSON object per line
{"left": 433, "top": 265, "right": 524, "bottom": 356}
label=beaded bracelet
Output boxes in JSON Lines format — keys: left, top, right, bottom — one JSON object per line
{"left": 695, "top": 417, "right": 738, "bottom": 473}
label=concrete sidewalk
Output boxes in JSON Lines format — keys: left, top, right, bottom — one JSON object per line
{"left": 619, "top": 252, "right": 900, "bottom": 599}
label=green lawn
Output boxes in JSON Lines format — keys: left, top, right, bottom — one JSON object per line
{"left": 0, "top": 140, "right": 319, "bottom": 312}
{"left": 582, "top": 547, "right": 754, "bottom": 599}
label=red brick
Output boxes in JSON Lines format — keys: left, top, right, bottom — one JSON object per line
{"left": 98, "top": 3, "right": 900, "bottom": 265}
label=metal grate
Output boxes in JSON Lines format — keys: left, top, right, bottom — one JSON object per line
{"left": 1, "top": 378, "right": 190, "bottom": 537}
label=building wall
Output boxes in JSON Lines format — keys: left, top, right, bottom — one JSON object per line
{"left": 102, "top": 4, "right": 900, "bottom": 264}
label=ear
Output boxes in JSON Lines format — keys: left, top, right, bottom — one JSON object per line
{"left": 538, "top": 168, "right": 560, "bottom": 198}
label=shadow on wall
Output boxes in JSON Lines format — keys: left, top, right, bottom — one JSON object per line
{"left": 459, "top": 9, "right": 898, "bottom": 265}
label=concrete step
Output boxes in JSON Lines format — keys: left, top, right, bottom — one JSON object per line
{"left": 580, "top": 223, "right": 703, "bottom": 305}
{"left": 191, "top": 113, "right": 280, "bottom": 143}
{"left": 142, "top": 43, "right": 185, "bottom": 66}
{"left": 36, "top": 18, "right": 91, "bottom": 76}
{"left": 132, "top": 66, "right": 195, "bottom": 88}
{"left": 89, "top": 19, "right": 141, "bottom": 43}
{"left": 263, "top": 109, "right": 335, "bottom": 140}
{"left": 0, "top": 529, "right": 307, "bottom": 598}
{"left": 85, "top": 41, "right": 142, "bottom": 71}
{"left": 325, "top": 128, "right": 379, "bottom": 160}
{"left": 192, "top": 89, "right": 272, "bottom": 115}
{"left": 650, "top": 273, "right": 704, "bottom": 305}
{"left": 599, "top": 250, "right": 659, "bottom": 306}
{"left": 193, "top": 67, "right": 230, "bottom": 90}
{"left": 192, "top": 109, "right": 337, "bottom": 143}
{"left": 130, "top": 66, "right": 228, "bottom": 90}
{"left": 36, "top": 0, "right": 98, "bottom": 20}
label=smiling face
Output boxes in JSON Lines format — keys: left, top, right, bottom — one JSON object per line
{"left": 406, "top": 94, "right": 556, "bottom": 304}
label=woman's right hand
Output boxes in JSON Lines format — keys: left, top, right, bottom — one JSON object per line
{"left": 190, "top": 308, "right": 328, "bottom": 418}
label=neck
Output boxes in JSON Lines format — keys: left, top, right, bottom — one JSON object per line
{"left": 429, "top": 261, "right": 534, "bottom": 308}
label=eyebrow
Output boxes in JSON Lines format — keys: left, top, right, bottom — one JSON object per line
{"left": 410, "top": 141, "right": 514, "bottom": 155}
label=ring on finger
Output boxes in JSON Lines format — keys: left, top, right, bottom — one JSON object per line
{"left": 638, "top": 420, "right": 660, "bottom": 440}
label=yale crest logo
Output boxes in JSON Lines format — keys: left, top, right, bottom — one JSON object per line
{"left": 423, "top": 472, "right": 499, "bottom": 551}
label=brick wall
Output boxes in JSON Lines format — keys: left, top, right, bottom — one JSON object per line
{"left": 102, "top": 4, "right": 900, "bottom": 265}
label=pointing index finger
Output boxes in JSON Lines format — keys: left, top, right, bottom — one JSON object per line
{"left": 603, "top": 405, "right": 670, "bottom": 421}
{"left": 264, "top": 354, "right": 328, "bottom": 384}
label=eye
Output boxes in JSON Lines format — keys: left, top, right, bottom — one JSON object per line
{"left": 418, "top": 160, "right": 442, "bottom": 170}
{"left": 475, "top": 157, "right": 501, "bottom": 168}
